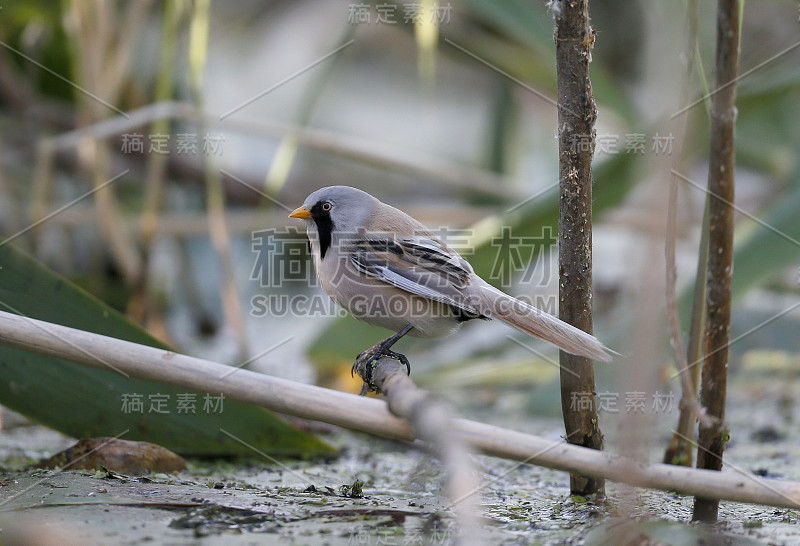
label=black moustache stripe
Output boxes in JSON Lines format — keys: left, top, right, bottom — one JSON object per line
{"left": 309, "top": 202, "right": 334, "bottom": 259}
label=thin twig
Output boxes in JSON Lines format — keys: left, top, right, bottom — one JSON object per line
{"left": 65, "top": 1, "right": 144, "bottom": 286}
{"left": 354, "top": 356, "right": 482, "bottom": 544}
{"left": 692, "top": 0, "right": 741, "bottom": 523}
{"left": 132, "top": 0, "right": 183, "bottom": 328}
{"left": 41, "top": 101, "right": 519, "bottom": 201}
{"left": 28, "top": 140, "right": 56, "bottom": 252}
{"left": 189, "top": 0, "right": 249, "bottom": 361}
{"left": 663, "top": 0, "right": 716, "bottom": 467}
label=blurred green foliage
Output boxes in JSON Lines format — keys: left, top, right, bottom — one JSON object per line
{"left": 0, "top": 244, "right": 333, "bottom": 457}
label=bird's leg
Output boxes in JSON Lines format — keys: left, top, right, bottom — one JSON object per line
{"left": 352, "top": 324, "right": 415, "bottom": 387}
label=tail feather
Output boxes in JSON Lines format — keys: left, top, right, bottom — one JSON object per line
{"left": 478, "top": 282, "right": 614, "bottom": 362}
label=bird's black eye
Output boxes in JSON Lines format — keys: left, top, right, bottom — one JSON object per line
{"left": 321, "top": 201, "right": 332, "bottom": 212}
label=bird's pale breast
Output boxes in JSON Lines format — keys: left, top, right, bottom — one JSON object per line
{"left": 315, "top": 250, "right": 461, "bottom": 338}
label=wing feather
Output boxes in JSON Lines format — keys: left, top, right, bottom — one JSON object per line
{"left": 347, "top": 235, "right": 484, "bottom": 318}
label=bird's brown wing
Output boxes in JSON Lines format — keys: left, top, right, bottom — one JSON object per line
{"left": 347, "top": 234, "right": 614, "bottom": 360}
{"left": 347, "top": 235, "right": 486, "bottom": 319}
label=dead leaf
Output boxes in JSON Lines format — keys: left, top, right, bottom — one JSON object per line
{"left": 36, "top": 437, "right": 186, "bottom": 475}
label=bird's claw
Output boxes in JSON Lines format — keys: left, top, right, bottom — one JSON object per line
{"left": 352, "top": 346, "right": 411, "bottom": 394}
{"left": 351, "top": 347, "right": 376, "bottom": 378}
{"left": 378, "top": 349, "right": 410, "bottom": 376}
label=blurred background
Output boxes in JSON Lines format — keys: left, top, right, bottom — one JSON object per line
{"left": 0, "top": 0, "right": 798, "bottom": 447}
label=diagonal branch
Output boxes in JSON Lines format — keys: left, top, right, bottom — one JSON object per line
{"left": 0, "top": 310, "right": 798, "bottom": 510}
{"left": 354, "top": 356, "right": 482, "bottom": 544}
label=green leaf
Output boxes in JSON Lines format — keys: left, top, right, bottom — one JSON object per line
{"left": 483, "top": 80, "right": 517, "bottom": 175}
{"left": 469, "top": 152, "right": 637, "bottom": 281}
{"left": 463, "top": 0, "right": 554, "bottom": 58}
{"left": 461, "top": 0, "right": 638, "bottom": 126}
{"left": 0, "top": 243, "right": 334, "bottom": 457}
{"left": 730, "top": 169, "right": 800, "bottom": 304}
{"left": 679, "top": 166, "right": 800, "bottom": 322}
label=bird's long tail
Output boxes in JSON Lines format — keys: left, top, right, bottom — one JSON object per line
{"left": 478, "top": 280, "right": 614, "bottom": 362}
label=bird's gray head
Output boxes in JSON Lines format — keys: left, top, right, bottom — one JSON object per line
{"left": 289, "top": 186, "right": 380, "bottom": 259}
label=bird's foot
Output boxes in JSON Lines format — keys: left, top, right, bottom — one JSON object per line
{"left": 352, "top": 345, "right": 411, "bottom": 395}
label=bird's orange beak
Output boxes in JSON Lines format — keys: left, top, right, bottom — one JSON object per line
{"left": 289, "top": 206, "right": 311, "bottom": 219}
